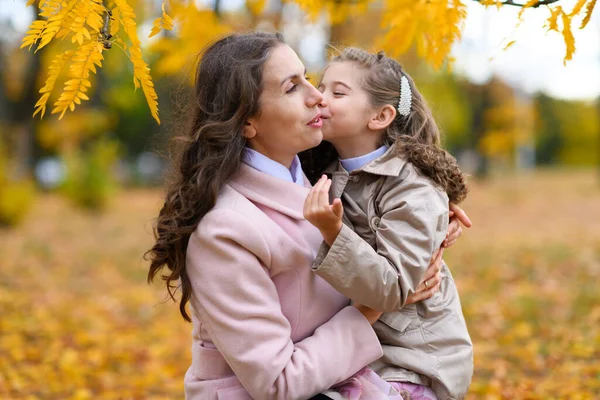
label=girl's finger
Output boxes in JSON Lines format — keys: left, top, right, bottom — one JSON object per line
{"left": 311, "top": 176, "right": 326, "bottom": 210}
{"left": 318, "top": 179, "right": 332, "bottom": 208}
{"left": 331, "top": 198, "right": 343, "bottom": 218}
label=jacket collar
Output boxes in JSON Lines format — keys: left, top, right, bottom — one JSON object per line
{"left": 228, "top": 164, "right": 310, "bottom": 220}
{"left": 324, "top": 145, "right": 407, "bottom": 177}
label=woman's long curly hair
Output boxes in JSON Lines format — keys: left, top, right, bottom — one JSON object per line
{"left": 145, "top": 32, "right": 285, "bottom": 322}
{"left": 300, "top": 48, "right": 468, "bottom": 204}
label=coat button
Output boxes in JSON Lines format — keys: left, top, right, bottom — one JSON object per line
{"left": 349, "top": 175, "right": 360, "bottom": 182}
{"left": 371, "top": 216, "right": 381, "bottom": 230}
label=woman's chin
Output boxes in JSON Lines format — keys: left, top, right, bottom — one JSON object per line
{"left": 302, "top": 130, "right": 323, "bottom": 151}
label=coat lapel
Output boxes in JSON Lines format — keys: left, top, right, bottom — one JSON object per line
{"left": 228, "top": 164, "right": 311, "bottom": 220}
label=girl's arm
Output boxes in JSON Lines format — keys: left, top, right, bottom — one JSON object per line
{"left": 305, "top": 175, "right": 450, "bottom": 313}
{"left": 187, "top": 208, "right": 383, "bottom": 400}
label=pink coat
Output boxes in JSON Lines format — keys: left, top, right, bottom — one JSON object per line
{"left": 184, "top": 164, "right": 384, "bottom": 399}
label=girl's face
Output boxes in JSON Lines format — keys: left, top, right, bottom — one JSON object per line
{"left": 245, "top": 44, "right": 324, "bottom": 167}
{"left": 318, "top": 61, "right": 375, "bottom": 142}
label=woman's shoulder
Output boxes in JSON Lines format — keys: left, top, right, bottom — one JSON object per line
{"left": 196, "top": 185, "right": 266, "bottom": 236}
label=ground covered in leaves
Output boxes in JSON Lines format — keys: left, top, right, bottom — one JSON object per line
{"left": 1, "top": 169, "right": 599, "bottom": 399}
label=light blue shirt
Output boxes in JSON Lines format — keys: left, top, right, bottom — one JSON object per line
{"left": 340, "top": 145, "right": 390, "bottom": 172}
{"left": 243, "top": 147, "right": 305, "bottom": 186}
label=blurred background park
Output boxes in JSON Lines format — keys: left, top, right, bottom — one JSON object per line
{"left": 0, "top": 0, "right": 599, "bottom": 398}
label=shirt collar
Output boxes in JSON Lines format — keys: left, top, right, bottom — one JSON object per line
{"left": 340, "top": 145, "right": 390, "bottom": 172}
{"left": 243, "top": 147, "right": 305, "bottom": 186}
{"left": 324, "top": 144, "right": 407, "bottom": 177}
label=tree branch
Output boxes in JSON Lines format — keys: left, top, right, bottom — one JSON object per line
{"left": 471, "top": 0, "right": 563, "bottom": 8}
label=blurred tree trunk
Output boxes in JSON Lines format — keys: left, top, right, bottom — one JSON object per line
{"left": 10, "top": 4, "right": 41, "bottom": 179}
{"left": 471, "top": 84, "right": 491, "bottom": 179}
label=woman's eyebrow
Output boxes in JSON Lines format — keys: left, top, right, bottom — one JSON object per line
{"left": 280, "top": 68, "right": 307, "bottom": 87}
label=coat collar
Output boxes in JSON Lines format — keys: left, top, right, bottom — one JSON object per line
{"left": 324, "top": 145, "right": 407, "bottom": 177}
{"left": 228, "top": 164, "right": 310, "bottom": 220}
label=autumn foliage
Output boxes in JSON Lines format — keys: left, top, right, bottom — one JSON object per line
{"left": 20, "top": 0, "right": 597, "bottom": 124}
{"left": 1, "top": 170, "right": 599, "bottom": 398}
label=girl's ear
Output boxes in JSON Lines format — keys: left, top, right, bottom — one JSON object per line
{"left": 243, "top": 119, "right": 258, "bottom": 139}
{"left": 368, "top": 104, "right": 396, "bottom": 131}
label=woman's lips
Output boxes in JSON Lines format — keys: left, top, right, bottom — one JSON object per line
{"left": 307, "top": 115, "right": 322, "bottom": 128}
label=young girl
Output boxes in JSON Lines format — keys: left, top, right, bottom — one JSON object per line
{"left": 303, "top": 48, "right": 473, "bottom": 400}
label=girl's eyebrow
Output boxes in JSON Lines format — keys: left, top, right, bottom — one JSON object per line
{"left": 329, "top": 81, "right": 352, "bottom": 90}
{"left": 280, "top": 68, "right": 307, "bottom": 87}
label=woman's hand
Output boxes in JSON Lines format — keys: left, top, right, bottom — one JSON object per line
{"left": 303, "top": 175, "right": 344, "bottom": 246}
{"left": 405, "top": 248, "right": 444, "bottom": 305}
{"left": 354, "top": 303, "right": 383, "bottom": 325}
{"left": 442, "top": 203, "right": 472, "bottom": 248}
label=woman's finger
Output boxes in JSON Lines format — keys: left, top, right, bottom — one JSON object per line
{"left": 449, "top": 203, "right": 472, "bottom": 228}
{"left": 416, "top": 269, "right": 441, "bottom": 293}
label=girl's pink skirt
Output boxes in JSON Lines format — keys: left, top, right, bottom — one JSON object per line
{"left": 330, "top": 367, "right": 437, "bottom": 400}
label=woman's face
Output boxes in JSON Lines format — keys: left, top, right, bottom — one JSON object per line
{"left": 245, "top": 44, "right": 324, "bottom": 167}
{"left": 318, "top": 61, "right": 374, "bottom": 142}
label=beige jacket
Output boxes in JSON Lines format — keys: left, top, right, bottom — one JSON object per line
{"left": 312, "top": 146, "right": 473, "bottom": 400}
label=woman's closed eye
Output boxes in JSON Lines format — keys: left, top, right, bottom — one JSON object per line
{"left": 286, "top": 84, "right": 298, "bottom": 94}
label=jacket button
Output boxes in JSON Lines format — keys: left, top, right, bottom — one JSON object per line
{"left": 371, "top": 217, "right": 381, "bottom": 230}
{"left": 349, "top": 175, "right": 359, "bottom": 182}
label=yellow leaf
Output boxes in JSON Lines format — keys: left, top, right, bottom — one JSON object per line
{"left": 148, "top": 3, "right": 175, "bottom": 38}
{"left": 518, "top": 0, "right": 541, "bottom": 19}
{"left": 546, "top": 6, "right": 562, "bottom": 32}
{"left": 580, "top": 0, "right": 596, "bottom": 28}
{"left": 561, "top": 12, "right": 575, "bottom": 64}
{"left": 570, "top": 0, "right": 588, "bottom": 16}
{"left": 246, "top": 0, "right": 266, "bottom": 16}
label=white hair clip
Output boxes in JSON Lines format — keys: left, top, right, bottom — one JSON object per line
{"left": 397, "top": 76, "right": 412, "bottom": 117}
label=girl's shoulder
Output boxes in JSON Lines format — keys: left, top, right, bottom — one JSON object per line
{"left": 377, "top": 161, "right": 449, "bottom": 210}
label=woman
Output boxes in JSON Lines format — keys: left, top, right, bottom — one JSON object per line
{"left": 146, "top": 32, "right": 467, "bottom": 399}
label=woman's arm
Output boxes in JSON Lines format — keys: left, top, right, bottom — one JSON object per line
{"left": 187, "top": 209, "right": 383, "bottom": 400}
{"left": 306, "top": 175, "right": 450, "bottom": 313}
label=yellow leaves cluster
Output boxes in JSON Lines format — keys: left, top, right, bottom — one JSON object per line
{"left": 508, "top": 0, "right": 597, "bottom": 65}
{"left": 293, "top": 0, "right": 370, "bottom": 25}
{"left": 53, "top": 42, "right": 104, "bottom": 119}
{"left": 149, "top": 3, "right": 174, "bottom": 38}
{"left": 293, "top": 0, "right": 596, "bottom": 70}
{"left": 113, "top": 0, "right": 160, "bottom": 124}
{"left": 22, "top": 0, "right": 161, "bottom": 124}
{"left": 151, "top": 4, "right": 230, "bottom": 78}
{"left": 380, "top": 0, "right": 467, "bottom": 69}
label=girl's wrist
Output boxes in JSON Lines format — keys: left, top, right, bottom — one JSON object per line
{"left": 320, "top": 223, "right": 342, "bottom": 246}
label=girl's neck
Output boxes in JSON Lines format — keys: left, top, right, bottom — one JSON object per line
{"left": 330, "top": 134, "right": 382, "bottom": 159}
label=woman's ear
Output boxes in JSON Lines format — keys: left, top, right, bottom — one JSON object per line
{"left": 243, "top": 119, "right": 258, "bottom": 139}
{"left": 368, "top": 104, "right": 396, "bottom": 131}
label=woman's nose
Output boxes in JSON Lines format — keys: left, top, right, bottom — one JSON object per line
{"left": 306, "top": 84, "right": 323, "bottom": 107}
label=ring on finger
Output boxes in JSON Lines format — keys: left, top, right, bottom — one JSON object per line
{"left": 424, "top": 280, "right": 429, "bottom": 289}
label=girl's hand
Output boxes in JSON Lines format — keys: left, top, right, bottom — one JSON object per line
{"left": 303, "top": 175, "right": 344, "bottom": 246}
{"left": 354, "top": 303, "right": 382, "bottom": 325}
{"left": 405, "top": 248, "right": 444, "bottom": 305}
{"left": 443, "top": 203, "right": 472, "bottom": 248}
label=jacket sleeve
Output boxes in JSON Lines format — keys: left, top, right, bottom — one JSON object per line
{"left": 312, "top": 173, "right": 449, "bottom": 312}
{"left": 186, "top": 209, "right": 383, "bottom": 400}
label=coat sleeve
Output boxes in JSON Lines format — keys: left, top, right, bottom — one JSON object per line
{"left": 186, "top": 209, "right": 383, "bottom": 400}
{"left": 312, "top": 172, "right": 449, "bottom": 312}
